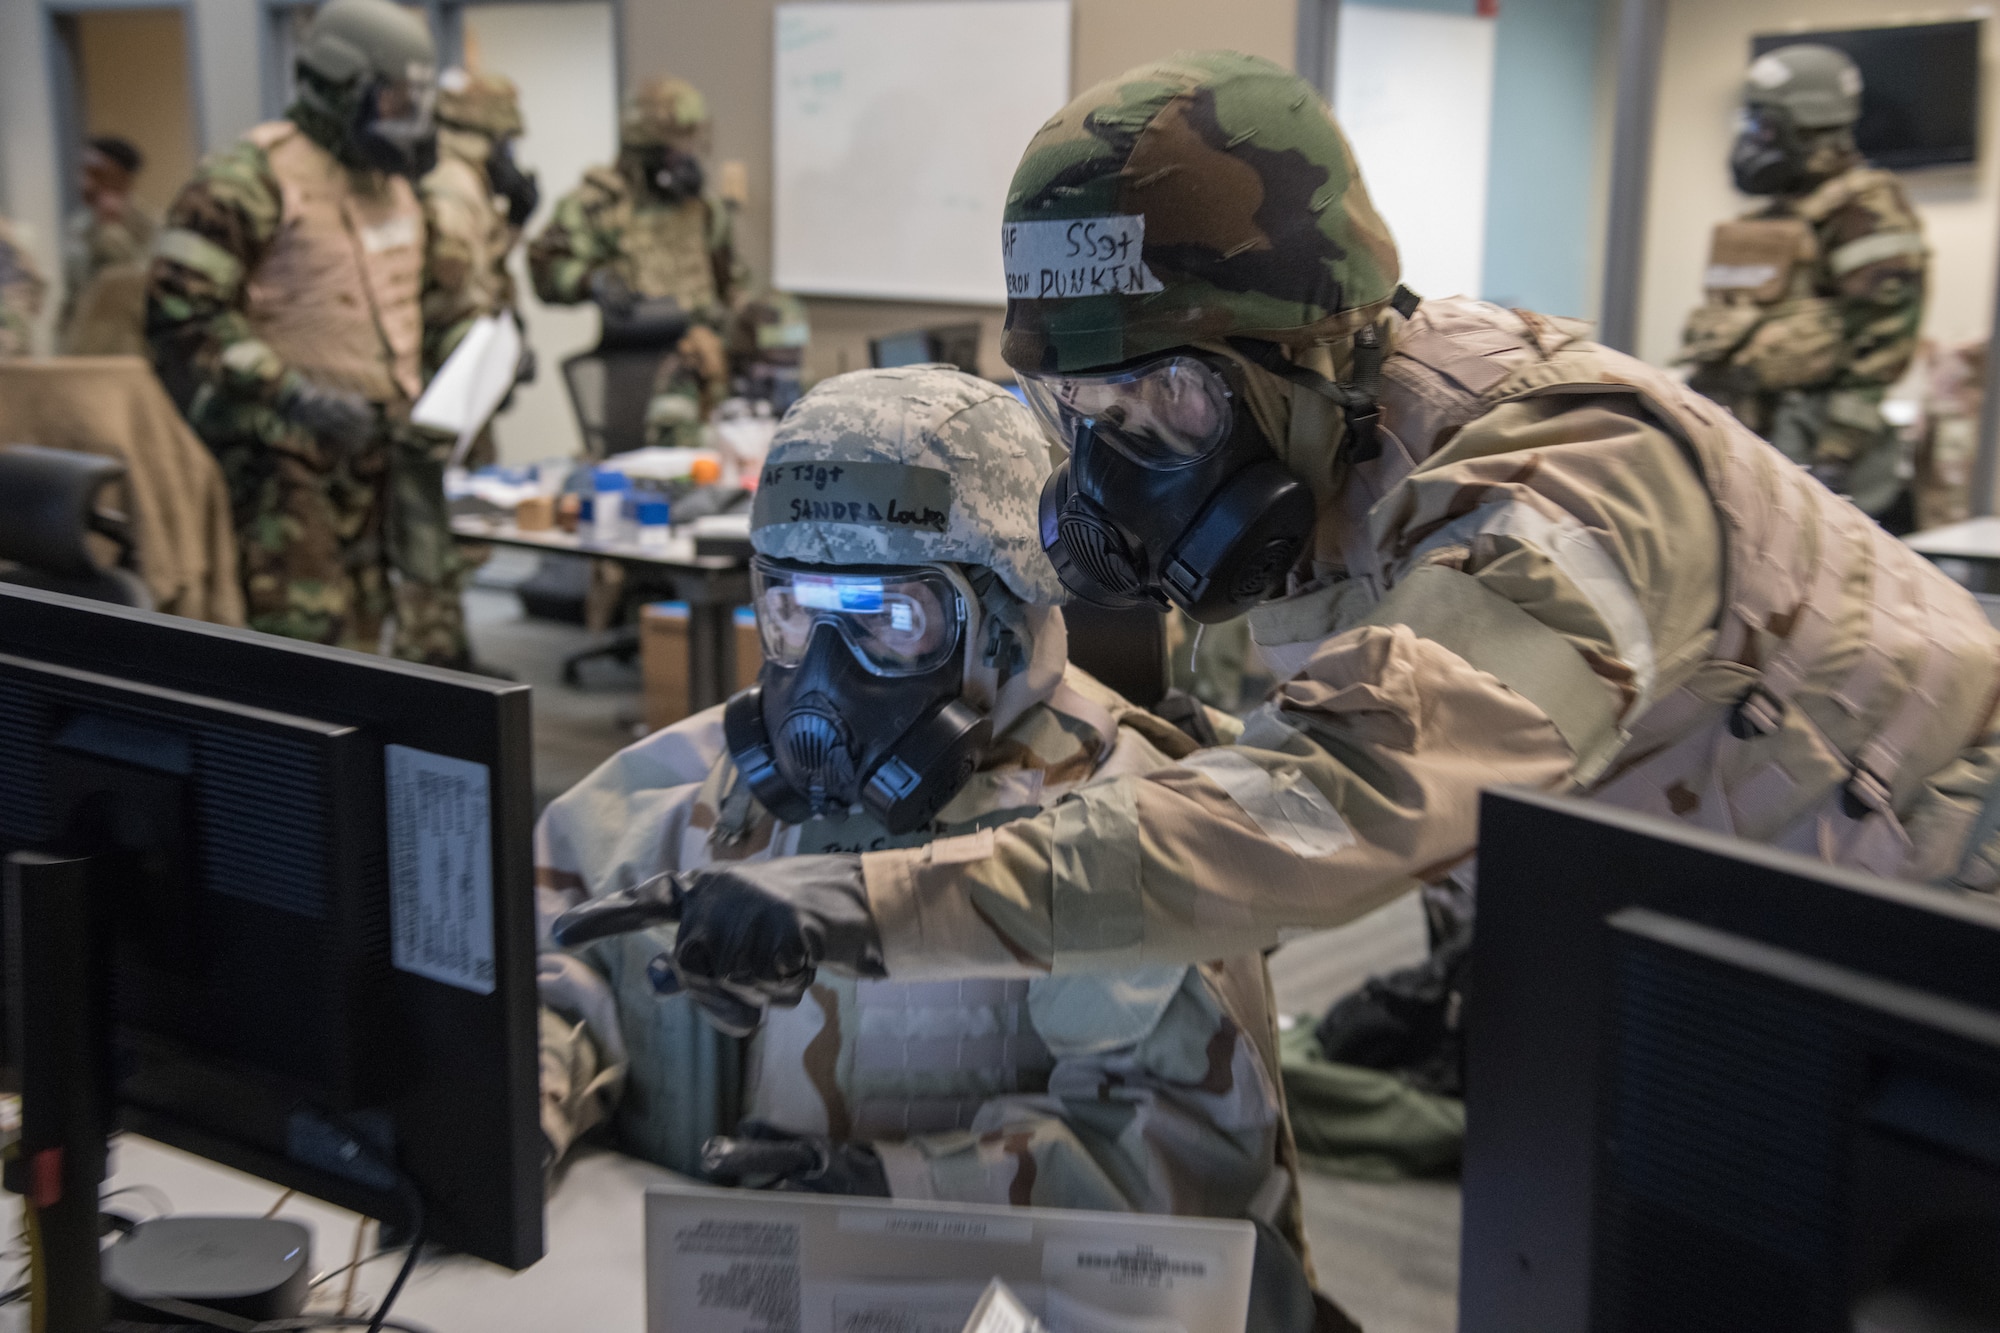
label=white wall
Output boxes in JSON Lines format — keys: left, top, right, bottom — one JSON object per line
{"left": 1637, "top": 0, "right": 2000, "bottom": 367}
{"left": 466, "top": 1, "right": 619, "bottom": 465}
{"left": 2, "top": 3, "right": 65, "bottom": 355}
{"left": 1335, "top": 5, "right": 1497, "bottom": 303}
{"left": 190, "top": 0, "right": 268, "bottom": 149}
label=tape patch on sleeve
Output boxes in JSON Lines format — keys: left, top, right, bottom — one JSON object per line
{"left": 1181, "top": 749, "right": 1356, "bottom": 859}
{"left": 1001, "top": 216, "right": 1164, "bottom": 299}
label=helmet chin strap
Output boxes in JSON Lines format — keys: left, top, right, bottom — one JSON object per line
{"left": 1225, "top": 284, "right": 1420, "bottom": 465}
{"left": 951, "top": 565, "right": 1065, "bottom": 739}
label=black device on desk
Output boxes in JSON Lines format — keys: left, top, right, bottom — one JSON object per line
{"left": 0, "top": 586, "right": 545, "bottom": 1330}
{"left": 868, "top": 322, "right": 982, "bottom": 375}
{"left": 1461, "top": 790, "right": 2000, "bottom": 1332}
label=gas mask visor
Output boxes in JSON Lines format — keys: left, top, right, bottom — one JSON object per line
{"left": 1021, "top": 353, "right": 1315, "bottom": 622}
{"left": 730, "top": 556, "right": 990, "bottom": 833}
{"left": 358, "top": 61, "right": 438, "bottom": 176}
{"left": 1017, "top": 354, "right": 1234, "bottom": 469}
{"left": 1730, "top": 105, "right": 1810, "bottom": 196}
{"left": 750, "top": 557, "right": 965, "bottom": 678}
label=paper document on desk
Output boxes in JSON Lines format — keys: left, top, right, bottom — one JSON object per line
{"left": 644, "top": 1185, "right": 1251, "bottom": 1333}
{"left": 411, "top": 312, "right": 523, "bottom": 466}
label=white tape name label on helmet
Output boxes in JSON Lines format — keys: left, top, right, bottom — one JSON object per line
{"left": 1001, "top": 216, "right": 1165, "bottom": 299}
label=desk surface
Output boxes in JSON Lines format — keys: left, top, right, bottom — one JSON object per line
{"left": 1905, "top": 516, "right": 2000, "bottom": 560}
{"left": 2, "top": 1135, "right": 685, "bottom": 1333}
{"left": 451, "top": 514, "right": 746, "bottom": 574}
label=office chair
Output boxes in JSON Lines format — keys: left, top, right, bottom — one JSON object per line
{"left": 0, "top": 444, "right": 151, "bottom": 609}
{"left": 538, "top": 302, "right": 696, "bottom": 678}
{"left": 560, "top": 297, "right": 695, "bottom": 462}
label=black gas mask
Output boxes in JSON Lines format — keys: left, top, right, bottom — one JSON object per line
{"left": 351, "top": 72, "right": 438, "bottom": 178}
{"left": 723, "top": 558, "right": 991, "bottom": 834}
{"left": 1022, "top": 350, "right": 1319, "bottom": 624}
{"left": 638, "top": 145, "right": 706, "bottom": 202}
{"left": 487, "top": 139, "right": 540, "bottom": 228}
{"left": 1730, "top": 106, "right": 1817, "bottom": 197}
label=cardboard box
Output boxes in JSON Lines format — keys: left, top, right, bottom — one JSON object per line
{"left": 641, "top": 602, "right": 762, "bottom": 732}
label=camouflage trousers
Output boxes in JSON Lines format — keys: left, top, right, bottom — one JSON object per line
{"left": 214, "top": 421, "right": 470, "bottom": 666}
{"left": 1763, "top": 387, "right": 1905, "bottom": 520}
{"left": 387, "top": 424, "right": 473, "bottom": 668}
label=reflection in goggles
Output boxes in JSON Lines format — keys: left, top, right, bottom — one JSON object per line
{"left": 752, "top": 561, "right": 961, "bottom": 678}
{"left": 370, "top": 63, "right": 438, "bottom": 148}
{"left": 1018, "top": 355, "right": 1233, "bottom": 468}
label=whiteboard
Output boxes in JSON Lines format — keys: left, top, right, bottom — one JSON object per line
{"left": 1335, "top": 5, "right": 1496, "bottom": 302}
{"left": 774, "top": 1, "right": 1072, "bottom": 305}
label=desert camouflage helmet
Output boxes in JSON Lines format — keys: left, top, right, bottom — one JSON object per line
{"left": 1002, "top": 50, "right": 1399, "bottom": 374}
{"left": 750, "top": 366, "right": 1064, "bottom": 606}
{"left": 621, "top": 76, "right": 710, "bottom": 150}
{"left": 295, "top": 0, "right": 435, "bottom": 95}
{"left": 1745, "top": 44, "right": 1864, "bottom": 130}
{"left": 437, "top": 68, "right": 523, "bottom": 138}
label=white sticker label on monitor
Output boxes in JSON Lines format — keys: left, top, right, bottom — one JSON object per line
{"left": 385, "top": 744, "right": 495, "bottom": 994}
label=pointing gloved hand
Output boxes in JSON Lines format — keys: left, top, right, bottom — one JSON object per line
{"left": 700, "top": 1122, "right": 890, "bottom": 1197}
{"left": 279, "top": 374, "right": 375, "bottom": 463}
{"left": 551, "top": 855, "right": 883, "bottom": 1037}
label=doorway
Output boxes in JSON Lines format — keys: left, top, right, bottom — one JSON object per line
{"left": 50, "top": 5, "right": 200, "bottom": 221}
{"left": 460, "top": 1, "right": 620, "bottom": 465}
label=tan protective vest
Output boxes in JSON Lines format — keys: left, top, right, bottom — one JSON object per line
{"left": 243, "top": 122, "right": 425, "bottom": 404}
{"left": 1366, "top": 297, "right": 2000, "bottom": 884}
{"left": 625, "top": 195, "right": 721, "bottom": 314}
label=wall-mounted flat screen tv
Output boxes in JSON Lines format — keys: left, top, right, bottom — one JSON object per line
{"left": 1752, "top": 20, "right": 1981, "bottom": 170}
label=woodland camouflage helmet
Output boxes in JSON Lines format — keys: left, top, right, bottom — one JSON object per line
{"left": 1001, "top": 50, "right": 1399, "bottom": 374}
{"left": 621, "top": 76, "right": 710, "bottom": 151}
{"left": 1745, "top": 44, "right": 1864, "bottom": 130}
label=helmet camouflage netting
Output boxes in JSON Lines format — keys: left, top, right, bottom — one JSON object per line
{"left": 750, "top": 366, "right": 1064, "bottom": 606}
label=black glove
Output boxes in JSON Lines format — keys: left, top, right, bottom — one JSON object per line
{"left": 280, "top": 375, "right": 374, "bottom": 462}
{"left": 552, "top": 856, "right": 883, "bottom": 1036}
{"left": 701, "top": 1122, "right": 890, "bottom": 1196}
{"left": 587, "top": 267, "right": 637, "bottom": 319}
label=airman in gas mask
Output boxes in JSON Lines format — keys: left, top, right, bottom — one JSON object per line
{"left": 1681, "top": 44, "right": 1928, "bottom": 527}
{"left": 146, "top": 0, "right": 460, "bottom": 661}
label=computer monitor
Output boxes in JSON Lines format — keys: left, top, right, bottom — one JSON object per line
{"left": 1461, "top": 790, "right": 2000, "bottom": 1332}
{"left": 0, "top": 586, "right": 545, "bottom": 1315}
{"left": 868, "top": 323, "right": 982, "bottom": 375}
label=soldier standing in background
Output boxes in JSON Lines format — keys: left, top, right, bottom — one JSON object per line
{"left": 528, "top": 76, "right": 747, "bottom": 448}
{"left": 423, "top": 67, "right": 536, "bottom": 389}
{"left": 0, "top": 217, "right": 47, "bottom": 358}
{"left": 146, "top": 0, "right": 466, "bottom": 664}
{"left": 415, "top": 67, "right": 539, "bottom": 665}
{"left": 58, "top": 135, "right": 156, "bottom": 354}
{"left": 1681, "top": 44, "right": 1928, "bottom": 529}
